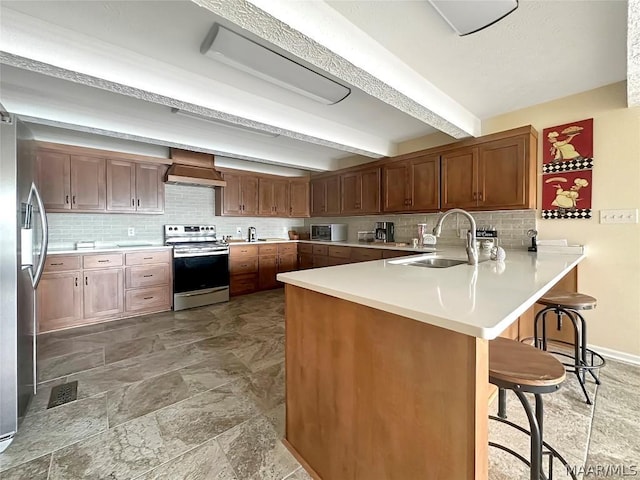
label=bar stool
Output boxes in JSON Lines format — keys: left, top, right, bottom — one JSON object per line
{"left": 534, "top": 291, "right": 605, "bottom": 404}
{"left": 489, "top": 337, "right": 577, "bottom": 480}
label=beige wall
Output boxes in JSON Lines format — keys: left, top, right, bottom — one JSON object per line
{"left": 401, "top": 82, "right": 640, "bottom": 357}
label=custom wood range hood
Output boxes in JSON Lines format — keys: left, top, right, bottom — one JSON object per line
{"left": 166, "top": 148, "right": 226, "bottom": 188}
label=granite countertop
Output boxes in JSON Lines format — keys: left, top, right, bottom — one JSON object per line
{"left": 277, "top": 246, "right": 586, "bottom": 339}
{"left": 47, "top": 244, "right": 172, "bottom": 255}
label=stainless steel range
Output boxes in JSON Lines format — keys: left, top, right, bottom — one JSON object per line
{"left": 164, "top": 225, "right": 229, "bottom": 311}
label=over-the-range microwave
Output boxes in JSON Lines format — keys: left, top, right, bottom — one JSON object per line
{"left": 310, "top": 224, "right": 347, "bottom": 242}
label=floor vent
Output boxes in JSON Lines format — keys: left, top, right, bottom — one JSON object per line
{"left": 47, "top": 381, "right": 78, "bottom": 408}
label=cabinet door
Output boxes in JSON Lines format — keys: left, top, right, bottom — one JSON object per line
{"left": 241, "top": 176, "right": 259, "bottom": 215}
{"left": 83, "top": 268, "right": 124, "bottom": 319}
{"left": 258, "top": 178, "right": 274, "bottom": 216}
{"left": 383, "top": 162, "right": 409, "bottom": 212}
{"left": 278, "top": 253, "right": 298, "bottom": 274}
{"left": 289, "top": 180, "right": 310, "bottom": 217}
{"left": 273, "top": 180, "right": 290, "bottom": 216}
{"left": 258, "top": 255, "right": 279, "bottom": 290}
{"left": 341, "top": 172, "right": 361, "bottom": 214}
{"left": 325, "top": 175, "right": 341, "bottom": 215}
{"left": 478, "top": 137, "right": 529, "bottom": 209}
{"left": 441, "top": 147, "right": 478, "bottom": 209}
{"left": 70, "top": 156, "right": 106, "bottom": 211}
{"left": 37, "top": 271, "right": 82, "bottom": 333}
{"left": 409, "top": 155, "right": 440, "bottom": 211}
{"left": 106, "top": 159, "right": 136, "bottom": 212}
{"left": 360, "top": 168, "right": 381, "bottom": 214}
{"left": 135, "top": 163, "right": 165, "bottom": 213}
{"left": 36, "top": 151, "right": 71, "bottom": 210}
{"left": 299, "top": 253, "right": 313, "bottom": 270}
{"left": 310, "top": 179, "right": 326, "bottom": 216}
{"left": 221, "top": 172, "right": 242, "bottom": 215}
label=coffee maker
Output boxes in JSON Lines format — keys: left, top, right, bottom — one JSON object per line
{"left": 248, "top": 226, "right": 257, "bottom": 242}
{"left": 374, "top": 222, "right": 394, "bottom": 243}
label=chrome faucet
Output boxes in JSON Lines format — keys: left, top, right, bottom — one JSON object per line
{"left": 432, "top": 208, "right": 478, "bottom": 266}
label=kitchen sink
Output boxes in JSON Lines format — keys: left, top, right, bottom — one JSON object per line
{"left": 406, "top": 258, "right": 468, "bottom": 268}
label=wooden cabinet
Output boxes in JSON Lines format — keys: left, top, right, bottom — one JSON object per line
{"left": 37, "top": 249, "right": 172, "bottom": 333}
{"left": 37, "top": 271, "right": 83, "bottom": 332}
{"left": 36, "top": 151, "right": 106, "bottom": 212}
{"left": 311, "top": 175, "right": 340, "bottom": 216}
{"left": 289, "top": 179, "right": 310, "bottom": 217}
{"left": 441, "top": 135, "right": 534, "bottom": 210}
{"left": 230, "top": 245, "right": 259, "bottom": 295}
{"left": 350, "top": 247, "right": 383, "bottom": 263}
{"left": 341, "top": 167, "right": 381, "bottom": 215}
{"left": 106, "top": 160, "right": 165, "bottom": 213}
{"left": 217, "top": 172, "right": 259, "bottom": 216}
{"left": 259, "top": 255, "right": 279, "bottom": 290}
{"left": 259, "top": 178, "right": 289, "bottom": 216}
{"left": 298, "top": 243, "right": 313, "bottom": 270}
{"left": 383, "top": 154, "right": 440, "bottom": 213}
{"left": 83, "top": 268, "right": 124, "bottom": 319}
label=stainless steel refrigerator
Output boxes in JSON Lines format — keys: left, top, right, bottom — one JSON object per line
{"left": 0, "top": 112, "right": 48, "bottom": 452}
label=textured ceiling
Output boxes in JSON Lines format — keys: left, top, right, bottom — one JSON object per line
{"left": 0, "top": 0, "right": 633, "bottom": 172}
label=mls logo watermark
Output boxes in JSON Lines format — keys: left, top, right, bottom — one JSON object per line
{"left": 567, "top": 464, "right": 638, "bottom": 477}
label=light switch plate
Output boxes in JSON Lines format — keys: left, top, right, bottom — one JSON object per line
{"left": 599, "top": 209, "right": 639, "bottom": 224}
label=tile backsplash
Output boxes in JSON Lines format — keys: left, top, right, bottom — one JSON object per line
{"left": 47, "top": 184, "right": 305, "bottom": 247}
{"left": 304, "top": 210, "right": 536, "bottom": 249}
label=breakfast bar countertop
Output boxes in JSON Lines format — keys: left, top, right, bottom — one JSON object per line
{"left": 277, "top": 247, "right": 585, "bottom": 339}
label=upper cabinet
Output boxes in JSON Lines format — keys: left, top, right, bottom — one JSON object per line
{"left": 441, "top": 134, "right": 533, "bottom": 210}
{"left": 311, "top": 175, "right": 340, "bottom": 216}
{"left": 382, "top": 154, "right": 439, "bottom": 213}
{"left": 37, "top": 151, "right": 106, "bottom": 211}
{"left": 341, "top": 167, "right": 381, "bottom": 215}
{"left": 36, "top": 145, "right": 167, "bottom": 214}
{"left": 106, "top": 160, "right": 165, "bottom": 213}
{"left": 216, "top": 169, "right": 310, "bottom": 218}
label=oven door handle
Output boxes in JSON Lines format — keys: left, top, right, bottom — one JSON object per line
{"left": 173, "top": 250, "right": 229, "bottom": 258}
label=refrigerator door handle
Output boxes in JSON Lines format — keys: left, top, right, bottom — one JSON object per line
{"left": 27, "top": 182, "right": 48, "bottom": 289}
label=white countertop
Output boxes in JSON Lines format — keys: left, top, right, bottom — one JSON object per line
{"left": 277, "top": 247, "right": 585, "bottom": 339}
{"left": 229, "top": 239, "right": 438, "bottom": 253}
{"left": 48, "top": 244, "right": 172, "bottom": 255}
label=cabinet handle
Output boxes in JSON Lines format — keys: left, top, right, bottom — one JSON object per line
{"left": 137, "top": 199, "right": 140, "bottom": 207}
{"left": 143, "top": 274, "right": 153, "bottom": 278}
{"left": 50, "top": 262, "right": 63, "bottom": 266}
{"left": 289, "top": 206, "right": 292, "bottom": 215}
{"left": 72, "top": 195, "right": 76, "bottom": 204}
{"left": 98, "top": 260, "right": 110, "bottom": 263}
{"left": 66, "top": 195, "right": 70, "bottom": 204}
{"left": 478, "top": 192, "right": 483, "bottom": 201}
{"left": 143, "top": 296, "right": 154, "bottom": 300}
{"left": 132, "top": 198, "right": 135, "bottom": 206}
{"left": 85, "top": 277, "right": 88, "bottom": 286}
{"left": 143, "top": 257, "right": 153, "bottom": 260}
{"left": 75, "top": 277, "right": 78, "bottom": 287}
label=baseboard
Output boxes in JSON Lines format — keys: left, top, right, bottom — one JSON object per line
{"left": 589, "top": 344, "right": 640, "bottom": 366}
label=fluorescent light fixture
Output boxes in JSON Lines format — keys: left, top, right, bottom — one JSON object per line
{"left": 200, "top": 24, "right": 350, "bottom": 105}
{"left": 171, "top": 108, "right": 279, "bottom": 138}
{"left": 428, "top": 0, "right": 518, "bottom": 36}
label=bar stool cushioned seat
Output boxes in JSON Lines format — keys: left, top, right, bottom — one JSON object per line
{"left": 489, "top": 338, "right": 577, "bottom": 480}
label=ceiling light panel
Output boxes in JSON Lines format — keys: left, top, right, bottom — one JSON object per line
{"left": 172, "top": 108, "right": 279, "bottom": 138}
{"left": 201, "top": 24, "right": 351, "bottom": 105}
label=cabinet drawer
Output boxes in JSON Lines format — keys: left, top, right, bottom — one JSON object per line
{"left": 259, "top": 244, "right": 278, "bottom": 255}
{"left": 278, "top": 243, "right": 297, "bottom": 255}
{"left": 44, "top": 255, "right": 81, "bottom": 273}
{"left": 382, "top": 250, "right": 413, "bottom": 259}
{"left": 125, "top": 286, "right": 170, "bottom": 313}
{"left": 298, "top": 243, "right": 313, "bottom": 255}
{"left": 125, "top": 250, "right": 171, "bottom": 266}
{"left": 230, "top": 245, "right": 259, "bottom": 259}
{"left": 312, "top": 244, "right": 329, "bottom": 256}
{"left": 125, "top": 264, "right": 170, "bottom": 289}
{"left": 83, "top": 253, "right": 123, "bottom": 269}
{"left": 230, "top": 273, "right": 258, "bottom": 296}
{"left": 328, "top": 246, "right": 351, "bottom": 259}
{"left": 230, "top": 258, "right": 259, "bottom": 275}
{"left": 351, "top": 248, "right": 383, "bottom": 262}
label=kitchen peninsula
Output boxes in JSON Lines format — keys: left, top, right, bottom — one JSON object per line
{"left": 277, "top": 248, "right": 585, "bottom": 479}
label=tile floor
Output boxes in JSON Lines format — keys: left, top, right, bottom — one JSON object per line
{"left": 0, "top": 289, "right": 637, "bottom": 480}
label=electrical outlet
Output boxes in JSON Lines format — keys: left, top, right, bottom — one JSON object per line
{"left": 236, "top": 227, "right": 242, "bottom": 236}
{"left": 599, "top": 209, "right": 639, "bottom": 224}
{"left": 128, "top": 227, "right": 135, "bottom": 236}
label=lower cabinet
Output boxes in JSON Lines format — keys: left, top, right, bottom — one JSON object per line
{"left": 231, "top": 243, "right": 300, "bottom": 295}
{"left": 37, "top": 249, "right": 172, "bottom": 333}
